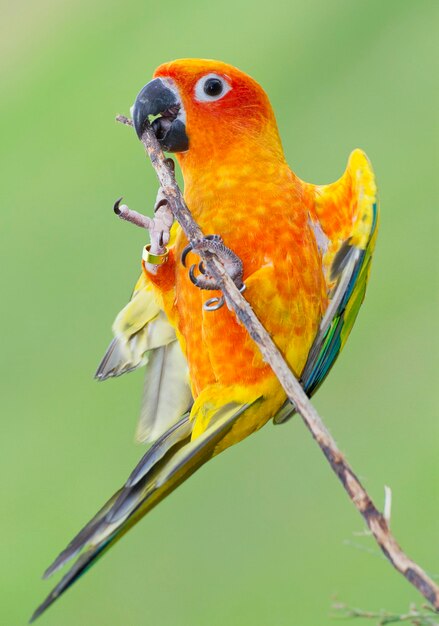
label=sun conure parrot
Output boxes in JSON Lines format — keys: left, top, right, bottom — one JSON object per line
{"left": 31, "top": 58, "right": 378, "bottom": 621}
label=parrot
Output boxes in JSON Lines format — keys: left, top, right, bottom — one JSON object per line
{"left": 31, "top": 58, "right": 378, "bottom": 621}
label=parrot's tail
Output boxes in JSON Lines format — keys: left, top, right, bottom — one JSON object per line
{"left": 30, "top": 401, "right": 256, "bottom": 623}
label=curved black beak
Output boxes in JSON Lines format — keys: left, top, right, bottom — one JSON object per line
{"left": 132, "top": 78, "right": 189, "bottom": 152}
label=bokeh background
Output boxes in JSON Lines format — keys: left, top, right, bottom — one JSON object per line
{"left": 1, "top": 0, "right": 437, "bottom": 624}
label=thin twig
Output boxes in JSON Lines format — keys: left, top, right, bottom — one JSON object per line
{"left": 332, "top": 601, "right": 439, "bottom": 625}
{"left": 115, "top": 114, "right": 439, "bottom": 609}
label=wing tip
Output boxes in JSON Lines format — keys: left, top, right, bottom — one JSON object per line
{"left": 348, "top": 147, "right": 371, "bottom": 168}
{"left": 94, "top": 338, "right": 140, "bottom": 381}
{"left": 94, "top": 338, "right": 119, "bottom": 380}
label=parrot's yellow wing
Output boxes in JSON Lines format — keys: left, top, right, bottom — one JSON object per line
{"left": 95, "top": 273, "right": 172, "bottom": 378}
{"left": 95, "top": 269, "right": 192, "bottom": 444}
{"left": 275, "top": 149, "right": 378, "bottom": 423}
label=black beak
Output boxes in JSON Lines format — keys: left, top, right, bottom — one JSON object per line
{"left": 132, "top": 78, "right": 189, "bottom": 152}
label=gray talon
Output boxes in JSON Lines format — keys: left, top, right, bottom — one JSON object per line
{"left": 184, "top": 234, "right": 245, "bottom": 311}
{"left": 189, "top": 234, "right": 244, "bottom": 288}
{"left": 189, "top": 264, "right": 198, "bottom": 285}
{"left": 189, "top": 264, "right": 217, "bottom": 290}
{"left": 181, "top": 243, "right": 193, "bottom": 267}
{"left": 113, "top": 197, "right": 123, "bottom": 214}
{"left": 203, "top": 296, "right": 225, "bottom": 311}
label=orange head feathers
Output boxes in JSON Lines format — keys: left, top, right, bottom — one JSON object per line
{"left": 133, "top": 59, "right": 285, "bottom": 173}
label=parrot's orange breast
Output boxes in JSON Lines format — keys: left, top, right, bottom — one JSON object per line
{"left": 171, "top": 160, "right": 327, "bottom": 399}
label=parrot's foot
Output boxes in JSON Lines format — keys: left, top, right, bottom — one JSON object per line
{"left": 149, "top": 186, "right": 174, "bottom": 251}
{"left": 181, "top": 235, "right": 244, "bottom": 289}
{"left": 181, "top": 235, "right": 245, "bottom": 311}
{"left": 113, "top": 189, "right": 173, "bottom": 252}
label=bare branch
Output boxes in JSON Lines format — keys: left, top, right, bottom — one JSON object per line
{"left": 116, "top": 114, "right": 133, "bottom": 127}
{"left": 116, "top": 115, "right": 439, "bottom": 610}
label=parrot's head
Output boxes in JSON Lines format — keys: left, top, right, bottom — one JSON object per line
{"left": 132, "top": 59, "right": 283, "bottom": 171}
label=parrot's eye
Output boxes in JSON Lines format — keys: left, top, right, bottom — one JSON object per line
{"left": 204, "top": 78, "right": 223, "bottom": 97}
{"left": 194, "top": 74, "right": 231, "bottom": 103}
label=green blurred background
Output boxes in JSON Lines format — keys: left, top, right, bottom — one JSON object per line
{"left": 1, "top": 0, "right": 437, "bottom": 624}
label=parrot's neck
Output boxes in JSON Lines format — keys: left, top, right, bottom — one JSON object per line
{"left": 177, "top": 136, "right": 297, "bottom": 221}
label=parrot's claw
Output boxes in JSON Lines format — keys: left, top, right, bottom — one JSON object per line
{"left": 188, "top": 263, "right": 221, "bottom": 291}
{"left": 182, "top": 234, "right": 244, "bottom": 288}
{"left": 181, "top": 242, "right": 193, "bottom": 268}
{"left": 203, "top": 283, "right": 246, "bottom": 312}
{"left": 183, "top": 234, "right": 245, "bottom": 311}
{"left": 188, "top": 263, "right": 219, "bottom": 290}
{"left": 181, "top": 235, "right": 222, "bottom": 268}
{"left": 204, "top": 296, "right": 225, "bottom": 311}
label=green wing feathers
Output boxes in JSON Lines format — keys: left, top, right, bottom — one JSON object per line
{"left": 301, "top": 149, "right": 379, "bottom": 397}
{"left": 275, "top": 150, "right": 378, "bottom": 424}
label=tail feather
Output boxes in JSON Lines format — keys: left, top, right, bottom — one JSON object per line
{"left": 126, "top": 413, "right": 191, "bottom": 487}
{"left": 31, "top": 400, "right": 258, "bottom": 622}
{"left": 43, "top": 414, "right": 192, "bottom": 580}
{"left": 31, "top": 542, "right": 112, "bottom": 623}
{"left": 42, "top": 489, "right": 122, "bottom": 580}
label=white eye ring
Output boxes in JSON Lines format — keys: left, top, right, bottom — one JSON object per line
{"left": 194, "top": 73, "right": 231, "bottom": 102}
